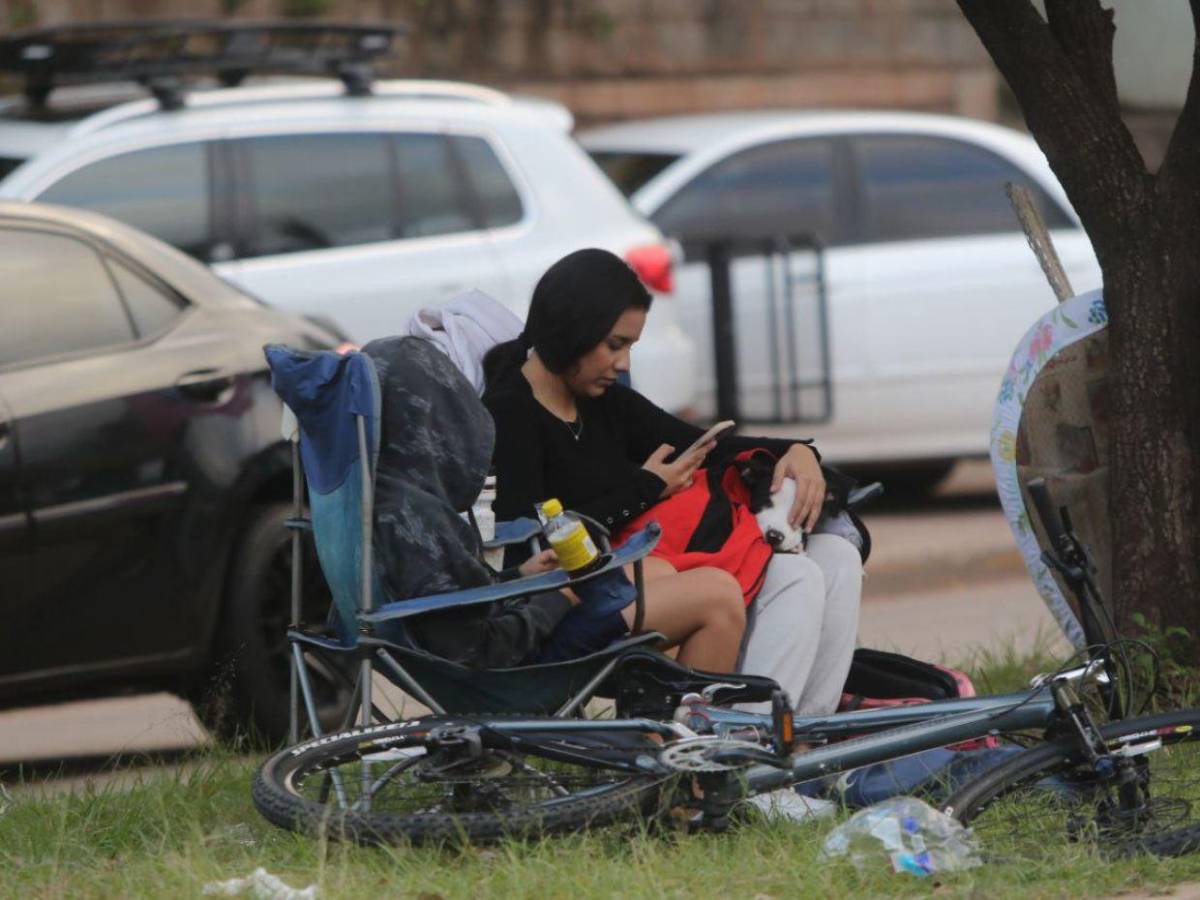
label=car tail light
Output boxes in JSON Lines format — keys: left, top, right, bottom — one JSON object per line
{"left": 625, "top": 244, "right": 674, "bottom": 294}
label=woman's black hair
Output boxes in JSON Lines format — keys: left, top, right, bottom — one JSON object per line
{"left": 483, "top": 248, "right": 653, "bottom": 385}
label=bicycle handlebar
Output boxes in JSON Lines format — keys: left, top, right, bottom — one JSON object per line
{"left": 1026, "top": 477, "right": 1068, "bottom": 550}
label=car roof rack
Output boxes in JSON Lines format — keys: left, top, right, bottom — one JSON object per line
{"left": 0, "top": 21, "right": 403, "bottom": 111}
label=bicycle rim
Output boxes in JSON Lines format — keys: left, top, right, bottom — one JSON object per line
{"left": 945, "top": 707, "right": 1200, "bottom": 861}
{"left": 252, "top": 718, "right": 668, "bottom": 844}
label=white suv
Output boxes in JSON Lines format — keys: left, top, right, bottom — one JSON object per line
{"left": 581, "top": 111, "right": 1104, "bottom": 474}
{"left": 0, "top": 79, "right": 696, "bottom": 411}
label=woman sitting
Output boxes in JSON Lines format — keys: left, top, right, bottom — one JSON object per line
{"left": 482, "top": 248, "right": 863, "bottom": 714}
{"left": 364, "top": 334, "right": 744, "bottom": 672}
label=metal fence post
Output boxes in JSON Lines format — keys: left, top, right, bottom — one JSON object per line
{"left": 706, "top": 240, "right": 741, "bottom": 423}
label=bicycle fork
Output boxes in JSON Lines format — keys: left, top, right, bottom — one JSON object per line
{"left": 1051, "top": 673, "right": 1159, "bottom": 837}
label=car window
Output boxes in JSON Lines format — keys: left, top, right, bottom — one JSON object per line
{"left": 451, "top": 134, "right": 524, "bottom": 227}
{"left": 394, "top": 133, "right": 478, "bottom": 238}
{"left": 244, "top": 133, "right": 394, "bottom": 257}
{"left": 37, "top": 143, "right": 213, "bottom": 259}
{"left": 0, "top": 156, "right": 25, "bottom": 180}
{"left": 0, "top": 229, "right": 135, "bottom": 367}
{"left": 588, "top": 150, "right": 681, "bottom": 197}
{"left": 106, "top": 257, "right": 186, "bottom": 338}
{"left": 652, "top": 139, "right": 837, "bottom": 248}
{"left": 853, "top": 134, "right": 1074, "bottom": 242}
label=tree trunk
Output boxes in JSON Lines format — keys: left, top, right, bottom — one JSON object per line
{"left": 1105, "top": 226, "right": 1200, "bottom": 648}
{"left": 957, "top": 0, "right": 1200, "bottom": 656}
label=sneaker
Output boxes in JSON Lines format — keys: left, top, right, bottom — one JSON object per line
{"left": 744, "top": 789, "right": 837, "bottom": 824}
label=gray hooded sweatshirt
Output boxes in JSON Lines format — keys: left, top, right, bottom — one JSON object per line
{"left": 364, "top": 336, "right": 571, "bottom": 667}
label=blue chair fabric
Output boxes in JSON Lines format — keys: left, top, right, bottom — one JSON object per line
{"left": 266, "top": 345, "right": 384, "bottom": 643}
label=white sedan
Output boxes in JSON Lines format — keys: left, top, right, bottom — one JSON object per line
{"left": 581, "top": 111, "right": 1102, "bottom": 478}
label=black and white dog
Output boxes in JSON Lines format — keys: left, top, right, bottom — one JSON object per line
{"left": 737, "top": 456, "right": 809, "bottom": 553}
{"left": 737, "top": 455, "right": 878, "bottom": 561}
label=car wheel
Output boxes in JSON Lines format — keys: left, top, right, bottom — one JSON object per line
{"left": 190, "top": 502, "right": 352, "bottom": 747}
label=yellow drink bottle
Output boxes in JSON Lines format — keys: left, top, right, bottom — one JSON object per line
{"left": 540, "top": 498, "right": 601, "bottom": 574}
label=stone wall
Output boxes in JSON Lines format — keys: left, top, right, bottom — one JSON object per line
{"left": 8, "top": 0, "right": 1003, "bottom": 124}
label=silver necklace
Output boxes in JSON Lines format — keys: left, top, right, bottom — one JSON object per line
{"left": 563, "top": 411, "right": 583, "bottom": 441}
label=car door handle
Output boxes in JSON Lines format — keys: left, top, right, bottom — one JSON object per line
{"left": 176, "top": 369, "right": 235, "bottom": 402}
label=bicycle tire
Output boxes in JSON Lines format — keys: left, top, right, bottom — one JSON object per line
{"left": 944, "top": 707, "right": 1200, "bottom": 860}
{"left": 252, "top": 717, "right": 668, "bottom": 844}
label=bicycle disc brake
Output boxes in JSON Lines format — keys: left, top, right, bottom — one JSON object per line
{"left": 659, "top": 736, "right": 768, "bottom": 772}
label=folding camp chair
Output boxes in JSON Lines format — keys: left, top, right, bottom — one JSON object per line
{"left": 264, "top": 344, "right": 774, "bottom": 743}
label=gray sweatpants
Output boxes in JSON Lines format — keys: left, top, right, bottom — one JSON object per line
{"left": 737, "top": 534, "right": 863, "bottom": 715}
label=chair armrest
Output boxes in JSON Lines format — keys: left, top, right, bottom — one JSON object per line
{"left": 484, "top": 517, "right": 542, "bottom": 549}
{"left": 847, "top": 482, "right": 884, "bottom": 510}
{"left": 362, "top": 522, "right": 661, "bottom": 624}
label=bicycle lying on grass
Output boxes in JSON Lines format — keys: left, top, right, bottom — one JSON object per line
{"left": 254, "top": 480, "right": 1200, "bottom": 861}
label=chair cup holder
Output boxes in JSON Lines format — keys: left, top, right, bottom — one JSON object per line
{"left": 566, "top": 552, "right": 614, "bottom": 580}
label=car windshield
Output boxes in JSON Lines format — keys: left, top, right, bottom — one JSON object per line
{"left": 588, "top": 150, "right": 680, "bottom": 197}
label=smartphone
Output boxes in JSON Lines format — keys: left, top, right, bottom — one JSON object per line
{"left": 681, "top": 420, "right": 736, "bottom": 459}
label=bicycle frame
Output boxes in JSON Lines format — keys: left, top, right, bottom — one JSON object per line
{"left": 748, "top": 688, "right": 1057, "bottom": 795}
{"left": 464, "top": 683, "right": 1060, "bottom": 784}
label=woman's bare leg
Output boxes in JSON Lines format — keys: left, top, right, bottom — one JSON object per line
{"left": 620, "top": 566, "right": 744, "bottom": 672}
{"left": 622, "top": 556, "right": 677, "bottom": 582}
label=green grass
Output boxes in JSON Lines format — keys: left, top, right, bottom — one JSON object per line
{"left": 5, "top": 647, "right": 1200, "bottom": 899}
{"left": 957, "top": 627, "right": 1069, "bottom": 696}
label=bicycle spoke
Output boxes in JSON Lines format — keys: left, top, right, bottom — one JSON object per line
{"left": 255, "top": 717, "right": 669, "bottom": 844}
{"left": 296, "top": 750, "right": 633, "bottom": 817}
{"left": 967, "top": 735, "right": 1200, "bottom": 861}
{"left": 358, "top": 754, "right": 428, "bottom": 811}
{"left": 497, "top": 753, "right": 575, "bottom": 798}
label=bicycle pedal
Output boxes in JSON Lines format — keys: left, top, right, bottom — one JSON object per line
{"left": 771, "top": 690, "right": 796, "bottom": 756}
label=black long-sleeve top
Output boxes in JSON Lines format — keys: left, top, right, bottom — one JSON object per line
{"left": 483, "top": 368, "right": 817, "bottom": 563}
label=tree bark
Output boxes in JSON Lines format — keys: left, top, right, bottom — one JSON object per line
{"left": 958, "top": 0, "right": 1200, "bottom": 655}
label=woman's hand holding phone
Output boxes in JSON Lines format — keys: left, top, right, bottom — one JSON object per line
{"left": 681, "top": 420, "right": 736, "bottom": 458}
{"left": 642, "top": 421, "right": 736, "bottom": 498}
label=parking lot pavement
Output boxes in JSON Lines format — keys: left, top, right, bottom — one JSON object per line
{"left": 0, "top": 692, "right": 209, "bottom": 765}
{"left": 0, "top": 461, "right": 1067, "bottom": 766}
{"left": 863, "top": 502, "right": 1024, "bottom": 595}
{"left": 0, "top": 678, "right": 421, "bottom": 766}
{"left": 859, "top": 575, "right": 1071, "bottom": 665}
{"left": 855, "top": 460, "right": 1072, "bottom": 661}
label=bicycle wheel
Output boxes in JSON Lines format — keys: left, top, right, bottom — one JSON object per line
{"left": 252, "top": 717, "right": 669, "bottom": 844}
{"left": 945, "top": 707, "right": 1200, "bottom": 860}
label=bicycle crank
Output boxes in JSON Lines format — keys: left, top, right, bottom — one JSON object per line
{"left": 659, "top": 736, "right": 777, "bottom": 772}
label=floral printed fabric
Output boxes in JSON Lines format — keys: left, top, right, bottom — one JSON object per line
{"left": 990, "top": 288, "right": 1106, "bottom": 649}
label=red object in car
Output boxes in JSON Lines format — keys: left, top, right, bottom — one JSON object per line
{"left": 625, "top": 244, "right": 674, "bottom": 294}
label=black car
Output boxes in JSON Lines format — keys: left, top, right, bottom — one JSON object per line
{"left": 0, "top": 201, "right": 345, "bottom": 743}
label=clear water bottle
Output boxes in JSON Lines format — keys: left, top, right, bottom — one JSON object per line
{"left": 474, "top": 476, "right": 503, "bottom": 570}
{"left": 540, "top": 498, "right": 602, "bottom": 575}
{"left": 821, "top": 796, "right": 981, "bottom": 875}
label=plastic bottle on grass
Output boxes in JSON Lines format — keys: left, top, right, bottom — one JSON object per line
{"left": 540, "top": 498, "right": 602, "bottom": 575}
{"left": 821, "top": 796, "right": 982, "bottom": 876}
